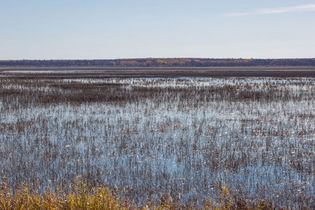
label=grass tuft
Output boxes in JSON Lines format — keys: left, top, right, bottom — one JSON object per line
{"left": 0, "top": 181, "right": 279, "bottom": 210}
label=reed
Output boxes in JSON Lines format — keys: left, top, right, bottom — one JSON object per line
{"left": 0, "top": 181, "right": 276, "bottom": 210}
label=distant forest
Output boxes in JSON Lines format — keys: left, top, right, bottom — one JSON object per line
{"left": 1, "top": 58, "right": 315, "bottom": 67}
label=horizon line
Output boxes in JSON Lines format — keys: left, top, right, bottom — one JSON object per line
{"left": 1, "top": 57, "right": 315, "bottom": 61}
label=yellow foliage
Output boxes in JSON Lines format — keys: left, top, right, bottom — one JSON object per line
{"left": 0, "top": 181, "right": 276, "bottom": 210}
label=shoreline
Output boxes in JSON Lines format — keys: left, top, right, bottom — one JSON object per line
{"left": 1, "top": 66, "right": 315, "bottom": 78}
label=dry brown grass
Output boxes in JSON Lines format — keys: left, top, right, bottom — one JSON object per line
{"left": 0, "top": 181, "right": 277, "bottom": 210}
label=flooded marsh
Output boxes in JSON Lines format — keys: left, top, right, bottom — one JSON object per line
{"left": 0, "top": 77, "right": 314, "bottom": 209}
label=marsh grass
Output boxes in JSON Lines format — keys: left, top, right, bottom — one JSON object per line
{"left": 0, "top": 77, "right": 314, "bottom": 209}
{"left": 0, "top": 180, "right": 276, "bottom": 210}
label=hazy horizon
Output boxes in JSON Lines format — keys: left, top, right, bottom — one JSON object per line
{"left": 1, "top": 57, "right": 315, "bottom": 61}
{"left": 1, "top": 0, "right": 315, "bottom": 59}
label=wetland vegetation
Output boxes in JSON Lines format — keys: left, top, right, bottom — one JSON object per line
{"left": 0, "top": 77, "right": 314, "bottom": 209}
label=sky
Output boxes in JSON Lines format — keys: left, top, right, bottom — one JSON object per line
{"left": 0, "top": 0, "right": 315, "bottom": 59}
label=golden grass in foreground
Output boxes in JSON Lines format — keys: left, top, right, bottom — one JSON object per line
{"left": 0, "top": 182, "right": 277, "bottom": 210}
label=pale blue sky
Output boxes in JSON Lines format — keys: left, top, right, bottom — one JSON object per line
{"left": 1, "top": 0, "right": 315, "bottom": 59}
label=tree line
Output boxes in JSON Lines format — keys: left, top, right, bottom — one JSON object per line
{"left": 1, "top": 58, "right": 315, "bottom": 67}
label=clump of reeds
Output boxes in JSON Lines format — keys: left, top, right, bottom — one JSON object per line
{"left": 0, "top": 181, "right": 276, "bottom": 210}
{"left": 0, "top": 181, "right": 124, "bottom": 210}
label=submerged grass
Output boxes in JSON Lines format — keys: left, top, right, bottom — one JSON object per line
{"left": 0, "top": 78, "right": 314, "bottom": 209}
